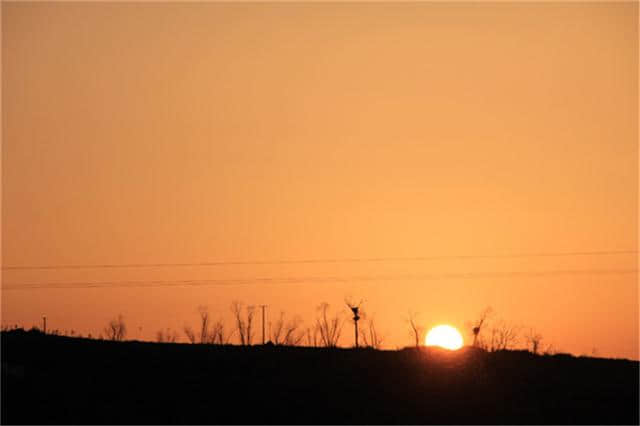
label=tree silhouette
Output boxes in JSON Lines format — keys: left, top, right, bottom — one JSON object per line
{"left": 306, "top": 325, "right": 320, "bottom": 347}
{"left": 270, "top": 311, "right": 286, "bottom": 345}
{"left": 183, "top": 325, "right": 196, "bottom": 344}
{"left": 231, "top": 301, "right": 256, "bottom": 346}
{"left": 471, "top": 307, "right": 493, "bottom": 348}
{"left": 489, "top": 320, "right": 519, "bottom": 351}
{"left": 316, "top": 302, "right": 343, "bottom": 348}
{"left": 209, "top": 319, "right": 232, "bottom": 345}
{"left": 157, "top": 328, "right": 179, "bottom": 343}
{"left": 198, "top": 306, "right": 210, "bottom": 344}
{"left": 407, "top": 311, "right": 424, "bottom": 348}
{"left": 525, "top": 328, "right": 543, "bottom": 354}
{"left": 104, "top": 315, "right": 126, "bottom": 341}
{"left": 270, "top": 311, "right": 304, "bottom": 346}
{"left": 360, "top": 317, "right": 383, "bottom": 349}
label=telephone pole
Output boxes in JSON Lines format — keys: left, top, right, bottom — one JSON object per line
{"left": 351, "top": 306, "right": 360, "bottom": 348}
{"left": 42, "top": 315, "right": 47, "bottom": 334}
{"left": 259, "top": 305, "right": 268, "bottom": 344}
{"left": 346, "top": 300, "right": 362, "bottom": 348}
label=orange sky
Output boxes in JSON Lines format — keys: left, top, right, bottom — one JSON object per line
{"left": 1, "top": 2, "right": 638, "bottom": 359}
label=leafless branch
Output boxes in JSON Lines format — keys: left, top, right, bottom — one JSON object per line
{"left": 360, "top": 318, "right": 383, "bottom": 349}
{"left": 407, "top": 311, "right": 424, "bottom": 348}
{"left": 157, "top": 328, "right": 178, "bottom": 343}
{"left": 471, "top": 306, "right": 493, "bottom": 348}
{"left": 271, "top": 311, "right": 286, "bottom": 345}
{"left": 489, "top": 320, "right": 519, "bottom": 351}
{"left": 198, "top": 306, "right": 210, "bottom": 344}
{"left": 316, "top": 302, "right": 343, "bottom": 348}
{"left": 208, "top": 319, "right": 229, "bottom": 344}
{"left": 525, "top": 328, "right": 543, "bottom": 354}
{"left": 104, "top": 314, "right": 126, "bottom": 341}
{"left": 306, "top": 325, "right": 320, "bottom": 347}
{"left": 283, "top": 316, "right": 304, "bottom": 346}
{"left": 231, "top": 301, "right": 255, "bottom": 346}
{"left": 184, "top": 325, "right": 197, "bottom": 344}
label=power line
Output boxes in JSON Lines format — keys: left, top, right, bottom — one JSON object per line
{"left": 1, "top": 250, "right": 636, "bottom": 271}
{"left": 3, "top": 268, "right": 637, "bottom": 291}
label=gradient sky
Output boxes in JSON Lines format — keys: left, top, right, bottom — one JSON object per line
{"left": 2, "top": 2, "right": 638, "bottom": 359}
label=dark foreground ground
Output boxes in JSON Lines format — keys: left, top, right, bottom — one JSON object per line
{"left": 1, "top": 329, "right": 638, "bottom": 424}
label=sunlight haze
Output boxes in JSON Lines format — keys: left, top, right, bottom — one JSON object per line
{"left": 2, "top": 2, "right": 637, "bottom": 359}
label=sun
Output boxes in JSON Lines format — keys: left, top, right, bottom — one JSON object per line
{"left": 425, "top": 325, "right": 464, "bottom": 350}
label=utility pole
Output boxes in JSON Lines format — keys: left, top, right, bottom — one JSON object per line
{"left": 352, "top": 306, "right": 360, "bottom": 348}
{"left": 43, "top": 315, "right": 47, "bottom": 334}
{"left": 259, "top": 305, "right": 267, "bottom": 344}
{"left": 346, "top": 300, "right": 362, "bottom": 348}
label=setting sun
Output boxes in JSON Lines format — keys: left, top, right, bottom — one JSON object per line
{"left": 425, "top": 325, "right": 464, "bottom": 350}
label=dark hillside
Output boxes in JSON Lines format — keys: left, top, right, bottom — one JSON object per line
{"left": 2, "top": 330, "right": 638, "bottom": 424}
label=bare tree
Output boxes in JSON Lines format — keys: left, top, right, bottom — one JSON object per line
{"left": 198, "top": 306, "right": 210, "bottom": 344}
{"left": 471, "top": 307, "right": 493, "bottom": 348}
{"left": 306, "top": 325, "right": 320, "bottom": 347}
{"left": 524, "top": 328, "right": 543, "bottom": 354}
{"left": 316, "top": 303, "right": 343, "bottom": 348}
{"left": 283, "top": 316, "right": 305, "bottom": 346}
{"left": 360, "top": 318, "right": 383, "bottom": 349}
{"left": 489, "top": 320, "right": 519, "bottom": 351}
{"left": 184, "top": 325, "right": 197, "bottom": 344}
{"left": 407, "top": 311, "right": 424, "bottom": 348}
{"left": 270, "top": 311, "right": 286, "bottom": 345}
{"left": 543, "top": 342, "right": 556, "bottom": 356}
{"left": 232, "top": 301, "right": 246, "bottom": 345}
{"left": 306, "top": 327, "right": 313, "bottom": 347}
{"left": 157, "top": 328, "right": 179, "bottom": 343}
{"left": 209, "top": 319, "right": 231, "bottom": 345}
{"left": 104, "top": 315, "right": 127, "bottom": 341}
{"left": 231, "top": 301, "right": 256, "bottom": 346}
{"left": 270, "top": 312, "right": 304, "bottom": 346}
{"left": 245, "top": 305, "right": 255, "bottom": 345}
